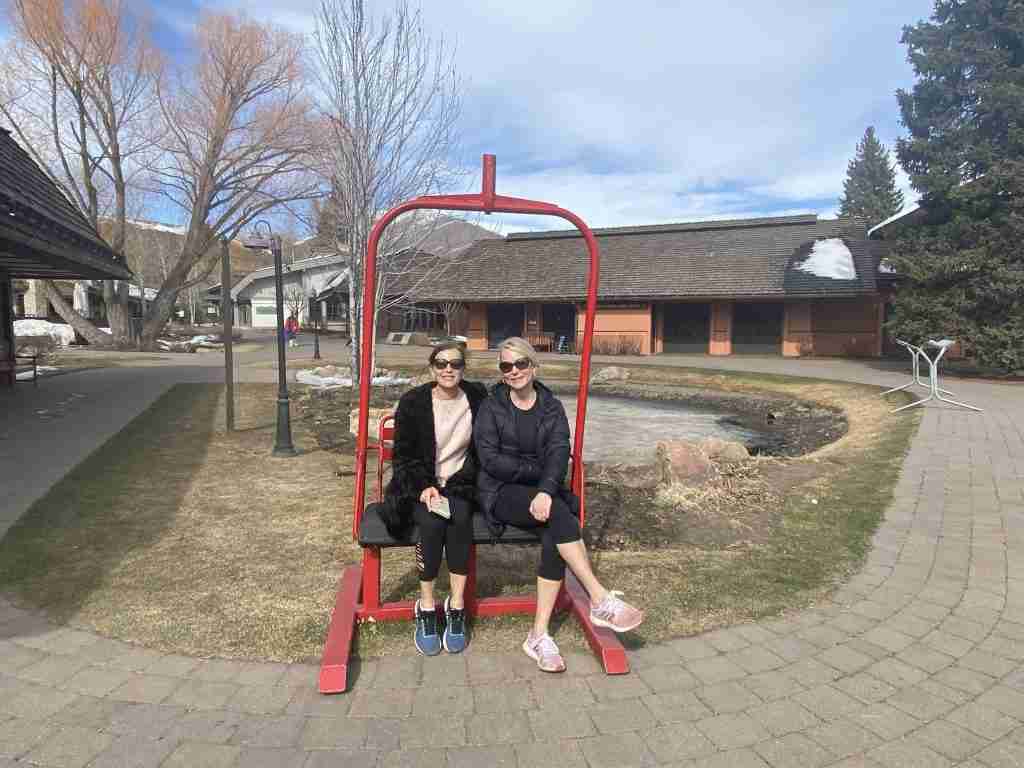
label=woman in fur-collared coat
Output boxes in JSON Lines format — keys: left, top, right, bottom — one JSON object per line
{"left": 382, "top": 342, "right": 487, "bottom": 656}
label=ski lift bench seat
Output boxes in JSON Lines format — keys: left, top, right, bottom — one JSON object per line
{"left": 359, "top": 502, "right": 545, "bottom": 548}
{"left": 319, "top": 154, "right": 627, "bottom": 694}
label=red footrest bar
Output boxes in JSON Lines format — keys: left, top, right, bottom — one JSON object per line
{"left": 318, "top": 566, "right": 362, "bottom": 694}
{"left": 565, "top": 571, "right": 630, "bottom": 675}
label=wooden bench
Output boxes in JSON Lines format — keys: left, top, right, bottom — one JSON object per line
{"left": 319, "top": 414, "right": 629, "bottom": 693}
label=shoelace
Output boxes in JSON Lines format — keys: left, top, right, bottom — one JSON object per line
{"left": 596, "top": 590, "right": 626, "bottom": 616}
{"left": 533, "top": 633, "right": 560, "bottom": 659}
{"left": 447, "top": 606, "right": 465, "bottom": 635}
{"left": 417, "top": 608, "right": 437, "bottom": 636}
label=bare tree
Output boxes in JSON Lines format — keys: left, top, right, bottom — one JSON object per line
{"left": 285, "top": 285, "right": 307, "bottom": 322}
{"left": 2, "top": 0, "right": 162, "bottom": 345}
{"left": 141, "top": 12, "right": 320, "bottom": 348}
{"left": 439, "top": 300, "right": 465, "bottom": 335}
{"left": 313, "top": 0, "right": 463, "bottom": 384}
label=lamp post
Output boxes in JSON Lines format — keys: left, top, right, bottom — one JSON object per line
{"left": 309, "top": 288, "right": 322, "bottom": 361}
{"left": 242, "top": 220, "right": 296, "bottom": 457}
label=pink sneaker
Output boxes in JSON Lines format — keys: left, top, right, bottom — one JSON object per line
{"left": 522, "top": 631, "right": 566, "bottom": 673}
{"left": 590, "top": 591, "right": 644, "bottom": 633}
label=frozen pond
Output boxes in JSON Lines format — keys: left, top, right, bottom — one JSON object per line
{"left": 560, "top": 393, "right": 766, "bottom": 464}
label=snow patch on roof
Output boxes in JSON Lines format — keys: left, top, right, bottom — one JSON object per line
{"left": 797, "top": 238, "right": 857, "bottom": 280}
{"left": 867, "top": 205, "right": 920, "bottom": 237}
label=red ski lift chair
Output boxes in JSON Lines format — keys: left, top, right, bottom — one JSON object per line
{"left": 319, "top": 155, "right": 627, "bottom": 693}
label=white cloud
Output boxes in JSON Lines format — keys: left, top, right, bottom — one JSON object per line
{"left": 127, "top": 0, "right": 937, "bottom": 227}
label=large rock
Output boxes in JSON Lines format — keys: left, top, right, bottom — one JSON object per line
{"left": 349, "top": 407, "right": 395, "bottom": 438}
{"left": 591, "top": 366, "right": 631, "bottom": 384}
{"left": 698, "top": 436, "right": 750, "bottom": 464}
{"left": 655, "top": 440, "right": 714, "bottom": 485}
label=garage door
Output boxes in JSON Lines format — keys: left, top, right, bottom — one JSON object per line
{"left": 732, "top": 302, "right": 783, "bottom": 354}
{"left": 662, "top": 303, "right": 710, "bottom": 353}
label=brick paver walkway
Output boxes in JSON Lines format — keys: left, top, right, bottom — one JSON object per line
{"left": 2, "top": 357, "right": 1023, "bottom": 767}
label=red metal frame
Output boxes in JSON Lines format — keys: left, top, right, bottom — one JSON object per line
{"left": 319, "top": 155, "right": 627, "bottom": 694}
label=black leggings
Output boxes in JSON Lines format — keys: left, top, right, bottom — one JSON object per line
{"left": 491, "top": 484, "right": 581, "bottom": 581}
{"left": 413, "top": 495, "right": 472, "bottom": 582}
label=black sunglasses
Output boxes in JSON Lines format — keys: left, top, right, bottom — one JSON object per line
{"left": 432, "top": 357, "right": 465, "bottom": 370}
{"left": 498, "top": 358, "right": 532, "bottom": 373}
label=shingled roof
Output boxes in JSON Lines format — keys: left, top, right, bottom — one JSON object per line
{"left": 0, "top": 127, "right": 131, "bottom": 280}
{"left": 406, "top": 214, "right": 888, "bottom": 303}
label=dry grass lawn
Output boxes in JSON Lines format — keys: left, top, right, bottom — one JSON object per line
{"left": 0, "top": 367, "right": 920, "bottom": 663}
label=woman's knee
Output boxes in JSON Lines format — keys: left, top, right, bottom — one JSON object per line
{"left": 548, "top": 497, "right": 580, "bottom": 543}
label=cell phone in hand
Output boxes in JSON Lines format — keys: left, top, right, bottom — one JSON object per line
{"left": 429, "top": 496, "right": 451, "bottom": 519}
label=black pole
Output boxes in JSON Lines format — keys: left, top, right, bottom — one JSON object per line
{"left": 313, "top": 300, "right": 322, "bottom": 360}
{"left": 221, "top": 240, "right": 235, "bottom": 432}
{"left": 272, "top": 236, "right": 296, "bottom": 456}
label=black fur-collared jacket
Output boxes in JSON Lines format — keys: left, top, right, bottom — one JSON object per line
{"left": 380, "top": 380, "right": 488, "bottom": 537}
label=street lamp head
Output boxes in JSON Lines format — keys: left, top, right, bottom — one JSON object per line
{"left": 241, "top": 220, "right": 276, "bottom": 251}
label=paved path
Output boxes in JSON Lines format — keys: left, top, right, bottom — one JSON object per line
{"left": 1, "top": 353, "right": 1023, "bottom": 767}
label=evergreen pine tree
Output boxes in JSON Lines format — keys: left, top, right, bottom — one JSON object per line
{"left": 838, "top": 126, "right": 905, "bottom": 227}
{"left": 887, "top": 0, "right": 1024, "bottom": 372}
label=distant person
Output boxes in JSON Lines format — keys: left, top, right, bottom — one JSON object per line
{"left": 381, "top": 343, "right": 487, "bottom": 655}
{"left": 284, "top": 315, "right": 299, "bottom": 348}
{"left": 474, "top": 337, "right": 643, "bottom": 673}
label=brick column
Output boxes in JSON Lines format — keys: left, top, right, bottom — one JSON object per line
{"left": 709, "top": 301, "right": 733, "bottom": 355}
{"left": 466, "top": 303, "right": 488, "bottom": 350}
{"left": 653, "top": 304, "right": 664, "bottom": 354}
{"left": 783, "top": 301, "right": 813, "bottom": 357}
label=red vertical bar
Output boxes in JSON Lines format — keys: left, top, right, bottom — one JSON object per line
{"left": 482, "top": 154, "right": 496, "bottom": 210}
{"left": 556, "top": 213, "right": 599, "bottom": 495}
{"left": 362, "top": 547, "right": 382, "bottom": 612}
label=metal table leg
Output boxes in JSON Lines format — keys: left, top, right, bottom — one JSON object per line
{"left": 891, "top": 340, "right": 983, "bottom": 413}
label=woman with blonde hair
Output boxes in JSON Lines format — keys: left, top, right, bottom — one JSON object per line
{"left": 474, "top": 337, "right": 643, "bottom": 672}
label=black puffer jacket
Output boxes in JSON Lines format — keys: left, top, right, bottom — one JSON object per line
{"left": 380, "top": 380, "right": 488, "bottom": 537}
{"left": 474, "top": 380, "right": 576, "bottom": 537}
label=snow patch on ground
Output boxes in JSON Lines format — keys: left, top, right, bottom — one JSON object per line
{"left": 16, "top": 365, "right": 59, "bottom": 381}
{"left": 128, "top": 219, "right": 188, "bottom": 236}
{"left": 797, "top": 238, "right": 857, "bottom": 280}
{"left": 295, "top": 370, "right": 411, "bottom": 389}
{"left": 13, "top": 320, "right": 76, "bottom": 345}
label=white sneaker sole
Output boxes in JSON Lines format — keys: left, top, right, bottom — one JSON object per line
{"left": 590, "top": 614, "right": 643, "bottom": 633}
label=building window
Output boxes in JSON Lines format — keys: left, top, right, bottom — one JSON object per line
{"left": 326, "top": 294, "right": 346, "bottom": 321}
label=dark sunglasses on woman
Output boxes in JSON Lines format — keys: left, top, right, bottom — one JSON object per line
{"left": 498, "top": 358, "right": 532, "bottom": 373}
{"left": 432, "top": 358, "right": 465, "bottom": 370}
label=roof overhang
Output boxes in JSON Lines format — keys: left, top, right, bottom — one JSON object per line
{"left": 0, "top": 229, "right": 132, "bottom": 280}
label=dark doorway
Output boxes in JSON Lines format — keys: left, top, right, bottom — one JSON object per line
{"left": 487, "top": 303, "right": 524, "bottom": 348}
{"left": 662, "top": 302, "right": 710, "bottom": 353}
{"left": 732, "top": 302, "right": 783, "bottom": 354}
{"left": 542, "top": 303, "right": 576, "bottom": 351}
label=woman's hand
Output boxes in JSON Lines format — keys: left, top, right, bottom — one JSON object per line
{"left": 420, "top": 487, "right": 441, "bottom": 507}
{"left": 530, "top": 491, "right": 552, "bottom": 522}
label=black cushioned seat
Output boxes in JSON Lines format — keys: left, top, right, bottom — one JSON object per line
{"left": 359, "top": 502, "right": 542, "bottom": 547}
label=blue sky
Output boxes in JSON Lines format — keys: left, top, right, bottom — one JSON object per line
{"left": 4, "top": 0, "right": 937, "bottom": 233}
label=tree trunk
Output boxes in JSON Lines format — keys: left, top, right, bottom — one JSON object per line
{"left": 42, "top": 280, "right": 114, "bottom": 347}
{"left": 348, "top": 274, "right": 360, "bottom": 381}
{"left": 103, "top": 280, "right": 131, "bottom": 344}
